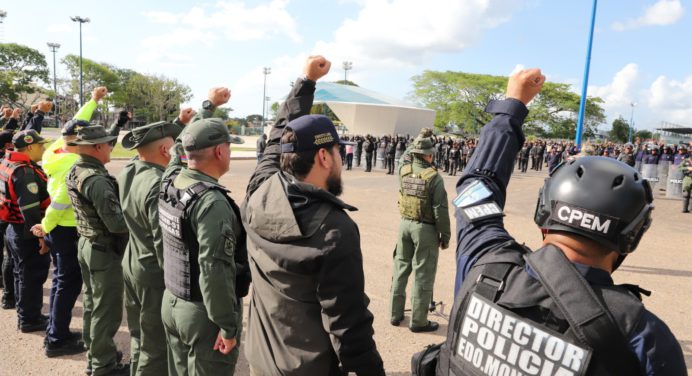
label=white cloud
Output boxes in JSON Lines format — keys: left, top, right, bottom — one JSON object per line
{"left": 312, "top": 0, "right": 524, "bottom": 68}
{"left": 647, "top": 75, "right": 692, "bottom": 124}
{"left": 612, "top": 0, "right": 684, "bottom": 31}
{"left": 589, "top": 63, "right": 639, "bottom": 110}
{"left": 142, "top": 0, "right": 301, "bottom": 43}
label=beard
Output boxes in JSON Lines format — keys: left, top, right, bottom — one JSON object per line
{"left": 326, "top": 170, "right": 343, "bottom": 196}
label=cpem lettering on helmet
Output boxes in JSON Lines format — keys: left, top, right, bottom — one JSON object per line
{"left": 551, "top": 201, "right": 618, "bottom": 237}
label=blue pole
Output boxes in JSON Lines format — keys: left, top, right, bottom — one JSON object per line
{"left": 575, "top": 0, "right": 598, "bottom": 148}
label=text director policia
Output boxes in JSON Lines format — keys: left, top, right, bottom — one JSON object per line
{"left": 457, "top": 295, "right": 589, "bottom": 376}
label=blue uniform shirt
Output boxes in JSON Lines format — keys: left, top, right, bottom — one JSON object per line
{"left": 453, "top": 99, "right": 687, "bottom": 376}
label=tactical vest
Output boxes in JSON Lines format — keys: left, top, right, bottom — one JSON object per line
{"left": 399, "top": 164, "right": 437, "bottom": 223}
{"left": 66, "top": 162, "right": 113, "bottom": 242}
{"left": 0, "top": 151, "right": 50, "bottom": 223}
{"left": 436, "top": 242, "right": 645, "bottom": 376}
{"left": 159, "top": 170, "right": 250, "bottom": 302}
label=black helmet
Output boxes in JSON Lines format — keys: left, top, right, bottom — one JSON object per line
{"left": 534, "top": 156, "right": 654, "bottom": 254}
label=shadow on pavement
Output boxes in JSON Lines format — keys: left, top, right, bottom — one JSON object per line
{"left": 619, "top": 265, "right": 692, "bottom": 278}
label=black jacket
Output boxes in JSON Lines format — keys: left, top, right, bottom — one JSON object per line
{"left": 242, "top": 77, "right": 384, "bottom": 376}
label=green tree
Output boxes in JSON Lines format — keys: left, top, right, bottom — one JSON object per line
{"left": 609, "top": 117, "right": 630, "bottom": 143}
{"left": 270, "top": 101, "right": 280, "bottom": 120}
{"left": 410, "top": 70, "right": 606, "bottom": 138}
{"left": 634, "top": 129, "right": 653, "bottom": 140}
{"left": 121, "top": 74, "right": 192, "bottom": 122}
{"left": 212, "top": 107, "right": 231, "bottom": 120}
{"left": 0, "top": 43, "right": 50, "bottom": 105}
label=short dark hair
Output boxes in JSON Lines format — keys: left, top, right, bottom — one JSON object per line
{"left": 280, "top": 129, "right": 319, "bottom": 179}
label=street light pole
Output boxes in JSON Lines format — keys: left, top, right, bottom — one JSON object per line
{"left": 262, "top": 67, "right": 271, "bottom": 128}
{"left": 629, "top": 102, "right": 636, "bottom": 143}
{"left": 47, "top": 42, "right": 60, "bottom": 128}
{"left": 71, "top": 16, "right": 90, "bottom": 106}
{"left": 342, "top": 61, "right": 353, "bottom": 82}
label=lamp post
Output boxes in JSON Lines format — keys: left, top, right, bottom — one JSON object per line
{"left": 629, "top": 102, "right": 636, "bottom": 143}
{"left": 70, "top": 16, "right": 90, "bottom": 106}
{"left": 574, "top": 0, "right": 598, "bottom": 149}
{"left": 342, "top": 61, "right": 353, "bottom": 82}
{"left": 47, "top": 42, "right": 60, "bottom": 128}
{"left": 262, "top": 67, "right": 271, "bottom": 128}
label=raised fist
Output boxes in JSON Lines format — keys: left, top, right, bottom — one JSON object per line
{"left": 11, "top": 108, "right": 22, "bottom": 119}
{"left": 31, "top": 104, "right": 39, "bottom": 113}
{"left": 208, "top": 87, "right": 231, "bottom": 107}
{"left": 506, "top": 68, "right": 545, "bottom": 105}
{"left": 92, "top": 86, "right": 108, "bottom": 102}
{"left": 38, "top": 101, "right": 53, "bottom": 113}
{"left": 2, "top": 108, "right": 11, "bottom": 118}
{"left": 178, "top": 107, "right": 197, "bottom": 125}
{"left": 304, "top": 55, "right": 331, "bottom": 82}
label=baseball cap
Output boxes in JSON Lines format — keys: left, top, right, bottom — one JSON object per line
{"left": 181, "top": 118, "right": 243, "bottom": 152}
{"left": 280, "top": 115, "right": 355, "bottom": 153}
{"left": 12, "top": 130, "right": 52, "bottom": 149}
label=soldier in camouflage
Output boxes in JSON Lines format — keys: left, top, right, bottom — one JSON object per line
{"left": 390, "top": 134, "right": 451, "bottom": 333}
{"left": 66, "top": 125, "right": 129, "bottom": 376}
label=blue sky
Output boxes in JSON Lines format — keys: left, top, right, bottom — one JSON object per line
{"left": 3, "top": 0, "right": 690, "bottom": 132}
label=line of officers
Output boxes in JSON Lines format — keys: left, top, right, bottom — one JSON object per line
{"left": 0, "top": 84, "right": 249, "bottom": 375}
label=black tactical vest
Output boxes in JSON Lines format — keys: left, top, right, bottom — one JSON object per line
{"left": 158, "top": 170, "right": 250, "bottom": 302}
{"left": 66, "top": 161, "right": 114, "bottom": 243}
{"left": 436, "top": 242, "right": 645, "bottom": 376}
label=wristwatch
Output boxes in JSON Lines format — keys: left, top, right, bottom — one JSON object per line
{"left": 202, "top": 100, "right": 214, "bottom": 110}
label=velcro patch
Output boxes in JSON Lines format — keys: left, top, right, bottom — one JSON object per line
{"left": 26, "top": 182, "right": 39, "bottom": 194}
{"left": 454, "top": 180, "right": 493, "bottom": 208}
{"left": 456, "top": 293, "right": 591, "bottom": 376}
{"left": 460, "top": 202, "right": 503, "bottom": 223}
{"left": 550, "top": 201, "right": 619, "bottom": 238}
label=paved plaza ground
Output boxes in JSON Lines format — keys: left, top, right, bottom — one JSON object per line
{"left": 0, "top": 157, "right": 690, "bottom": 375}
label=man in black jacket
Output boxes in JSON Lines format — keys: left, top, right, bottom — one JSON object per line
{"left": 241, "top": 55, "right": 385, "bottom": 376}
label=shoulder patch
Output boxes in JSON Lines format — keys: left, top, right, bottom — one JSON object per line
{"left": 27, "top": 182, "right": 39, "bottom": 194}
{"left": 453, "top": 180, "right": 493, "bottom": 208}
{"left": 460, "top": 202, "right": 503, "bottom": 222}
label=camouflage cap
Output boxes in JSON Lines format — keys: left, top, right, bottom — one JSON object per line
{"left": 181, "top": 118, "right": 243, "bottom": 152}
{"left": 122, "top": 121, "right": 182, "bottom": 150}
{"left": 67, "top": 125, "right": 117, "bottom": 146}
{"left": 410, "top": 136, "right": 435, "bottom": 155}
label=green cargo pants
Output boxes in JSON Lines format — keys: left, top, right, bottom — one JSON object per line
{"left": 390, "top": 218, "right": 440, "bottom": 328}
{"left": 124, "top": 265, "right": 166, "bottom": 376}
{"left": 161, "top": 289, "right": 241, "bottom": 376}
{"left": 77, "top": 237, "right": 124, "bottom": 376}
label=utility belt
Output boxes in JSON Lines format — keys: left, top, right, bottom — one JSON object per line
{"left": 401, "top": 216, "right": 435, "bottom": 225}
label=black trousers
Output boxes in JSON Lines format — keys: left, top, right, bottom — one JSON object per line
{"left": 355, "top": 152, "right": 361, "bottom": 166}
{"left": 520, "top": 158, "right": 529, "bottom": 173}
{"left": 1, "top": 222, "right": 15, "bottom": 302}
{"left": 346, "top": 154, "right": 354, "bottom": 170}
{"left": 365, "top": 153, "right": 373, "bottom": 172}
{"left": 6, "top": 224, "right": 50, "bottom": 324}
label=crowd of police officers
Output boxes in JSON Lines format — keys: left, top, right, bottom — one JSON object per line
{"left": 0, "top": 56, "right": 689, "bottom": 376}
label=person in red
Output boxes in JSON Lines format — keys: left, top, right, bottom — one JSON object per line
{"left": 0, "top": 130, "right": 52, "bottom": 332}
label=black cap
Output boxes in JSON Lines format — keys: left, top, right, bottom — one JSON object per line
{"left": 281, "top": 115, "right": 354, "bottom": 153}
{"left": 12, "top": 130, "right": 52, "bottom": 149}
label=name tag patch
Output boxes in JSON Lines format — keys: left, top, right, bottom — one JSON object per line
{"left": 461, "top": 202, "right": 503, "bottom": 223}
{"left": 456, "top": 294, "right": 591, "bottom": 376}
{"left": 454, "top": 180, "right": 493, "bottom": 208}
{"left": 550, "top": 201, "right": 618, "bottom": 237}
{"left": 159, "top": 206, "right": 182, "bottom": 238}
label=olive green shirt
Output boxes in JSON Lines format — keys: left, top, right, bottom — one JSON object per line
{"left": 79, "top": 155, "right": 129, "bottom": 236}
{"left": 117, "top": 160, "right": 165, "bottom": 286}
{"left": 163, "top": 144, "right": 241, "bottom": 339}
